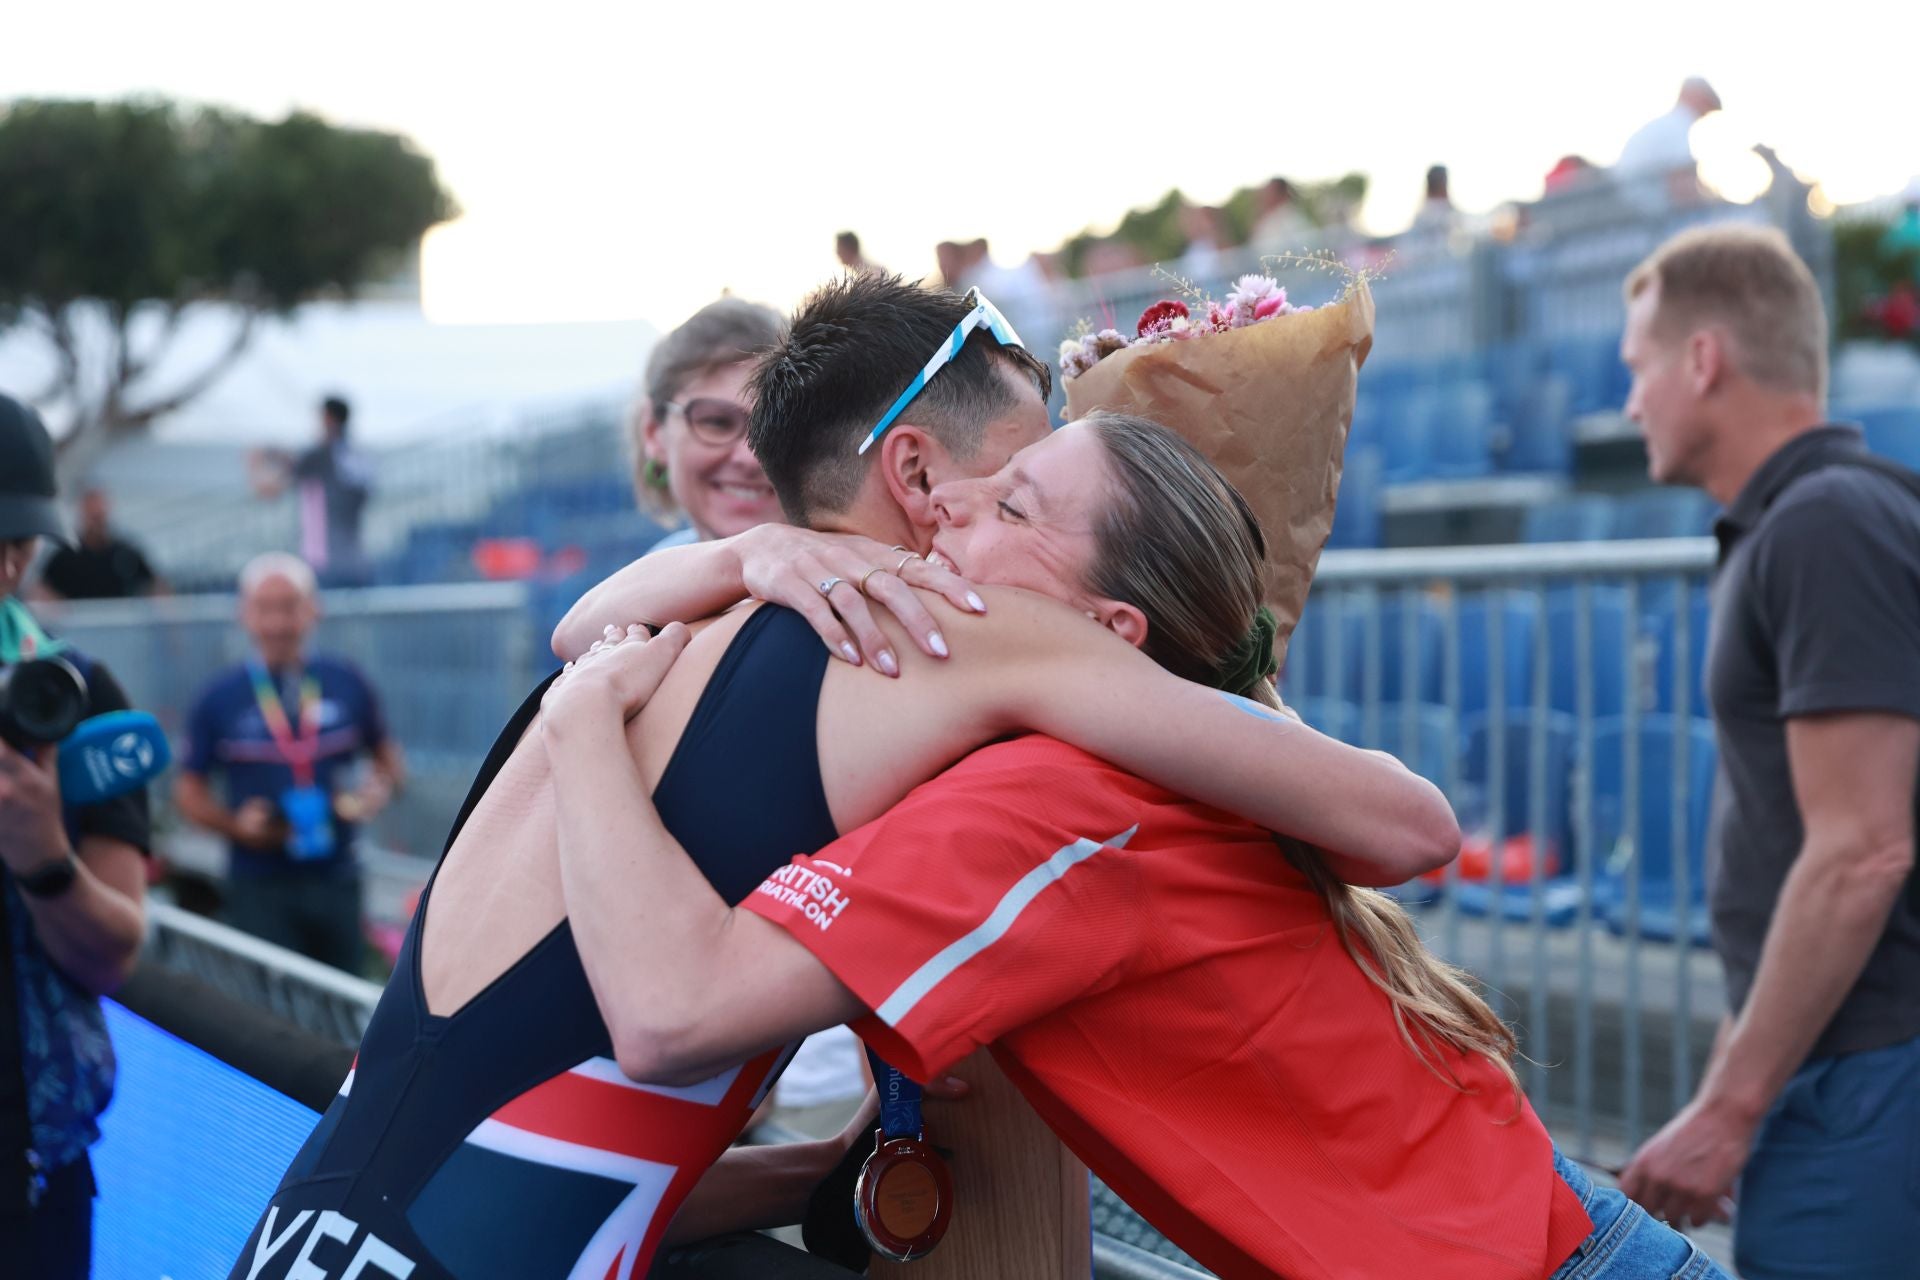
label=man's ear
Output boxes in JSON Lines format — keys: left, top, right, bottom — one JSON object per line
{"left": 1091, "top": 598, "right": 1150, "bottom": 650}
{"left": 1688, "top": 328, "right": 1726, "bottom": 396}
{"left": 879, "top": 424, "right": 941, "bottom": 530}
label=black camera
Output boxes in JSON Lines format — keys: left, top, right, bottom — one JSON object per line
{"left": 0, "top": 655, "right": 88, "bottom": 753}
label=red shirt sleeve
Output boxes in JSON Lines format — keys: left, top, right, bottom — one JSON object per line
{"left": 742, "top": 739, "right": 1146, "bottom": 1081}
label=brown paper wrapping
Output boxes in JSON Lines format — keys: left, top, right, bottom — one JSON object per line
{"left": 1062, "top": 282, "right": 1374, "bottom": 669}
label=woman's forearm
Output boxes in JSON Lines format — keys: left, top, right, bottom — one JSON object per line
{"left": 552, "top": 538, "right": 745, "bottom": 659}
{"left": 980, "top": 593, "right": 1459, "bottom": 882}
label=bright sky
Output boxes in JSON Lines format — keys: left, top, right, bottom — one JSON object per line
{"left": 9, "top": 1, "right": 1916, "bottom": 330}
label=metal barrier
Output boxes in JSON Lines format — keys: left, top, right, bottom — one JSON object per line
{"left": 146, "top": 900, "right": 381, "bottom": 1046}
{"left": 1288, "top": 537, "right": 1722, "bottom": 1160}
{"left": 44, "top": 582, "right": 546, "bottom": 856}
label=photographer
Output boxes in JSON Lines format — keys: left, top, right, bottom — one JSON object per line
{"left": 0, "top": 395, "right": 150, "bottom": 1278}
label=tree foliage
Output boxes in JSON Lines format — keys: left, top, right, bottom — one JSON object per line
{"left": 0, "top": 98, "right": 456, "bottom": 463}
{"left": 1057, "top": 172, "right": 1370, "bottom": 278}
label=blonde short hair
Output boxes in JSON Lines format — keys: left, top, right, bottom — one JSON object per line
{"left": 1624, "top": 224, "right": 1828, "bottom": 400}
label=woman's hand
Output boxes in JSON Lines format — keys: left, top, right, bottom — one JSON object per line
{"left": 541, "top": 621, "right": 691, "bottom": 738}
{"left": 731, "top": 524, "right": 986, "bottom": 676}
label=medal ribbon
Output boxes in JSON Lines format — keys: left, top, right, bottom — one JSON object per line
{"left": 248, "top": 662, "right": 322, "bottom": 788}
{"left": 868, "top": 1047, "right": 924, "bottom": 1141}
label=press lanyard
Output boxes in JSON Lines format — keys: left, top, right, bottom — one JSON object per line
{"left": 248, "top": 662, "right": 322, "bottom": 788}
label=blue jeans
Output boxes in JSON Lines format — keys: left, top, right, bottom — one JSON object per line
{"left": 1550, "top": 1149, "right": 1729, "bottom": 1280}
{"left": 1734, "top": 1030, "right": 1920, "bottom": 1279}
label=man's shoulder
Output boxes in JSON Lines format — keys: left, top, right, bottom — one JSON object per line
{"left": 939, "top": 735, "right": 1120, "bottom": 784}
{"left": 1752, "top": 461, "right": 1920, "bottom": 565}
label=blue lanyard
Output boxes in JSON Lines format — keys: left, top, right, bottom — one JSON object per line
{"left": 868, "top": 1048, "right": 923, "bottom": 1141}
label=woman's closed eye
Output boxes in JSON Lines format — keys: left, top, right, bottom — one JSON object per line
{"left": 997, "top": 500, "right": 1027, "bottom": 521}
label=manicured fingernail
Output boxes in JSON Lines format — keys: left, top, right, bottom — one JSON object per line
{"left": 877, "top": 649, "right": 898, "bottom": 676}
{"left": 929, "top": 631, "right": 949, "bottom": 657}
{"left": 966, "top": 592, "right": 986, "bottom": 613}
{"left": 840, "top": 643, "right": 860, "bottom": 665}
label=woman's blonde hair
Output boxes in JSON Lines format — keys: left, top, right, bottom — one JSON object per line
{"left": 1081, "top": 412, "right": 1519, "bottom": 1100}
{"left": 631, "top": 298, "right": 786, "bottom": 519}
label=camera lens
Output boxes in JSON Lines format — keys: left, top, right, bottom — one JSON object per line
{"left": 0, "top": 656, "right": 88, "bottom": 744}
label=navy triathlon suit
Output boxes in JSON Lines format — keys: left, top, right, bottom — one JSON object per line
{"left": 232, "top": 607, "right": 837, "bottom": 1280}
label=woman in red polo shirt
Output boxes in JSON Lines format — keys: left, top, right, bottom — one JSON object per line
{"left": 545, "top": 414, "right": 1731, "bottom": 1280}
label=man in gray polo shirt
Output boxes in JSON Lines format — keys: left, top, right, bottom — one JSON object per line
{"left": 1616, "top": 225, "right": 1920, "bottom": 1278}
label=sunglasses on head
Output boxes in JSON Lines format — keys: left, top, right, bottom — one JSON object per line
{"left": 856, "top": 288, "right": 1026, "bottom": 456}
{"left": 663, "top": 397, "right": 751, "bottom": 446}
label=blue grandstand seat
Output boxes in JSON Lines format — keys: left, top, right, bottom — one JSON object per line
{"left": 1522, "top": 493, "right": 1615, "bottom": 543}
{"left": 1280, "top": 597, "right": 1357, "bottom": 705}
{"left": 1294, "top": 698, "right": 1361, "bottom": 744}
{"left": 1459, "top": 711, "right": 1577, "bottom": 853}
{"left": 1329, "top": 448, "right": 1384, "bottom": 549}
{"left": 1501, "top": 373, "right": 1576, "bottom": 475}
{"left": 1368, "top": 702, "right": 1456, "bottom": 785}
{"left": 1448, "top": 711, "right": 1583, "bottom": 923}
{"left": 1426, "top": 380, "right": 1498, "bottom": 478}
{"left": 1853, "top": 404, "right": 1920, "bottom": 472}
{"left": 1377, "top": 390, "right": 1435, "bottom": 483}
{"left": 1649, "top": 585, "right": 1712, "bottom": 718}
{"left": 1590, "top": 716, "right": 1718, "bottom": 946}
{"left": 1454, "top": 592, "right": 1540, "bottom": 718}
{"left": 1547, "top": 586, "right": 1631, "bottom": 718}
{"left": 1550, "top": 335, "right": 1629, "bottom": 415}
{"left": 1609, "top": 488, "right": 1718, "bottom": 540}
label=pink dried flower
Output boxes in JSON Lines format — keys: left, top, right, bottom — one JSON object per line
{"left": 1088, "top": 328, "right": 1133, "bottom": 358}
{"left": 1227, "top": 274, "right": 1283, "bottom": 326}
{"left": 1253, "top": 293, "right": 1290, "bottom": 321}
{"left": 1058, "top": 337, "right": 1098, "bottom": 378}
{"left": 1205, "top": 300, "right": 1236, "bottom": 332}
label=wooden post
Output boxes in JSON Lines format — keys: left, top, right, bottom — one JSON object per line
{"left": 870, "top": 1050, "right": 1090, "bottom": 1280}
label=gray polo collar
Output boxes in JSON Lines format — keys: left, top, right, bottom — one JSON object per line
{"left": 1714, "top": 424, "right": 1865, "bottom": 558}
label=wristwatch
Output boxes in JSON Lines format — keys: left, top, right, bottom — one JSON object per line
{"left": 15, "top": 854, "right": 79, "bottom": 899}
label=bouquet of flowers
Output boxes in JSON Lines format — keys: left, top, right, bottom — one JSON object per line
{"left": 1056, "top": 273, "right": 1319, "bottom": 377}
{"left": 1061, "top": 266, "right": 1374, "bottom": 670}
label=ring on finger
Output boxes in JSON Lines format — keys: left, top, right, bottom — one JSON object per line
{"left": 857, "top": 565, "right": 888, "bottom": 594}
{"left": 894, "top": 551, "right": 921, "bottom": 574}
{"left": 816, "top": 576, "right": 845, "bottom": 597}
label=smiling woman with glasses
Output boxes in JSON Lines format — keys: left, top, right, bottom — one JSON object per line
{"left": 633, "top": 298, "right": 790, "bottom": 545}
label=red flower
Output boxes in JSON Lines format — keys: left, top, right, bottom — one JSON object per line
{"left": 1136, "top": 299, "right": 1190, "bottom": 337}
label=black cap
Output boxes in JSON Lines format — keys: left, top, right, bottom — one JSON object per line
{"left": 0, "top": 395, "right": 71, "bottom": 547}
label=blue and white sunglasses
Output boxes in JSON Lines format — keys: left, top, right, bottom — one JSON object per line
{"left": 856, "top": 288, "right": 1026, "bottom": 455}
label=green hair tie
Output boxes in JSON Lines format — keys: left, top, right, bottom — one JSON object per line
{"left": 1215, "top": 605, "right": 1279, "bottom": 698}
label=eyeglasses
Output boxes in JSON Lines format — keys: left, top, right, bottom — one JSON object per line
{"left": 664, "top": 397, "right": 751, "bottom": 446}
{"left": 856, "top": 288, "right": 1025, "bottom": 455}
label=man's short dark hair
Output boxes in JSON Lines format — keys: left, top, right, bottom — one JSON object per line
{"left": 321, "top": 396, "right": 351, "bottom": 432}
{"left": 748, "top": 273, "right": 1051, "bottom": 524}
{"left": 836, "top": 231, "right": 860, "bottom": 254}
